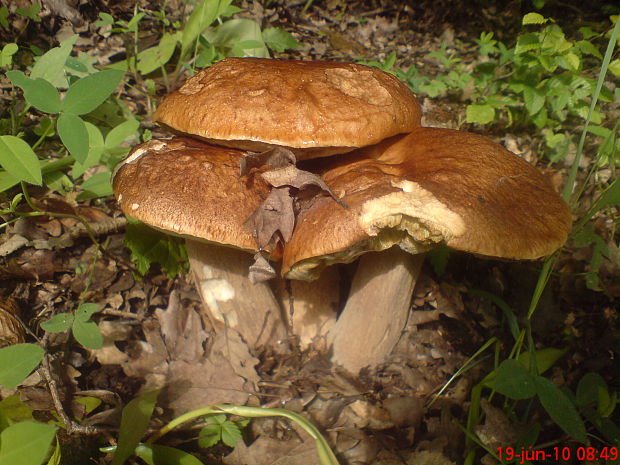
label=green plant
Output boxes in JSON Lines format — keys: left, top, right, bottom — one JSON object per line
{"left": 101, "top": 0, "right": 300, "bottom": 88}
{"left": 96, "top": 392, "right": 339, "bottom": 465}
{"left": 370, "top": 14, "right": 619, "bottom": 165}
{"left": 102, "top": 397, "right": 340, "bottom": 465}
{"left": 40, "top": 302, "right": 103, "bottom": 350}
{"left": 197, "top": 414, "right": 249, "bottom": 448}
{"left": 124, "top": 219, "right": 188, "bottom": 278}
{"left": 0, "top": 420, "right": 56, "bottom": 465}
{"left": 1, "top": 34, "right": 138, "bottom": 202}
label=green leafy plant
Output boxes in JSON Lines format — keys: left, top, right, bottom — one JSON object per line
{"left": 0, "top": 301, "right": 103, "bottom": 394}
{"left": 0, "top": 344, "right": 45, "bottom": 390}
{"left": 0, "top": 359, "right": 57, "bottom": 465}
{"left": 40, "top": 302, "right": 103, "bottom": 350}
{"left": 0, "top": 44, "right": 18, "bottom": 68}
{"left": 1, "top": 34, "right": 138, "bottom": 201}
{"left": 124, "top": 219, "right": 188, "bottom": 278}
{"left": 5, "top": 58, "right": 126, "bottom": 182}
{"left": 371, "top": 14, "right": 619, "bottom": 165}
{"left": 197, "top": 414, "right": 249, "bottom": 449}
{"left": 102, "top": 0, "right": 300, "bottom": 89}
{"left": 0, "top": 421, "right": 56, "bottom": 465}
{"left": 102, "top": 396, "right": 340, "bottom": 465}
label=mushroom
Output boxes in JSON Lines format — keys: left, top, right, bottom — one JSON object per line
{"left": 153, "top": 57, "right": 422, "bottom": 160}
{"left": 146, "top": 57, "right": 424, "bottom": 348}
{"left": 112, "top": 137, "right": 287, "bottom": 351}
{"left": 282, "top": 127, "right": 572, "bottom": 373}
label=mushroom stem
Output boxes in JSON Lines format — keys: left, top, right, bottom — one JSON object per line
{"left": 275, "top": 265, "right": 340, "bottom": 350}
{"left": 327, "top": 247, "right": 424, "bottom": 374}
{"left": 186, "top": 240, "right": 288, "bottom": 352}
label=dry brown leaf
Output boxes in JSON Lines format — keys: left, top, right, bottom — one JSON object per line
{"left": 93, "top": 320, "right": 133, "bottom": 366}
{"left": 260, "top": 165, "right": 347, "bottom": 208}
{"left": 119, "top": 291, "right": 258, "bottom": 415}
{"left": 160, "top": 354, "right": 251, "bottom": 416}
{"left": 0, "top": 296, "right": 24, "bottom": 347}
{"left": 211, "top": 329, "right": 259, "bottom": 385}
{"left": 406, "top": 450, "right": 457, "bottom": 465}
{"left": 244, "top": 187, "right": 295, "bottom": 248}
{"left": 0, "top": 234, "right": 29, "bottom": 257}
{"left": 224, "top": 421, "right": 318, "bottom": 465}
{"left": 474, "top": 398, "right": 522, "bottom": 451}
{"left": 240, "top": 147, "right": 296, "bottom": 176}
{"left": 248, "top": 252, "right": 276, "bottom": 284}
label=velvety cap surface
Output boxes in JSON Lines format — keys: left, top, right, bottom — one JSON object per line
{"left": 283, "top": 128, "right": 571, "bottom": 279}
{"left": 112, "top": 137, "right": 272, "bottom": 252}
{"left": 154, "top": 58, "right": 422, "bottom": 159}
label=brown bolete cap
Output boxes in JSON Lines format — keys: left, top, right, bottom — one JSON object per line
{"left": 154, "top": 58, "right": 422, "bottom": 160}
{"left": 112, "top": 137, "right": 276, "bottom": 254}
{"left": 283, "top": 127, "right": 572, "bottom": 280}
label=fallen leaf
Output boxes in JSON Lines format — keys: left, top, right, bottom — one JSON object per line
{"left": 260, "top": 165, "right": 347, "bottom": 208}
{"left": 240, "top": 147, "right": 296, "bottom": 176}
{"left": 93, "top": 321, "right": 133, "bottom": 366}
{"left": 119, "top": 291, "right": 258, "bottom": 416}
{"left": 0, "top": 235, "right": 28, "bottom": 257}
{"left": 248, "top": 253, "right": 276, "bottom": 284}
{"left": 244, "top": 187, "right": 295, "bottom": 248}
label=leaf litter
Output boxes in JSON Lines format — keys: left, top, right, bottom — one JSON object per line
{"left": 112, "top": 290, "right": 259, "bottom": 417}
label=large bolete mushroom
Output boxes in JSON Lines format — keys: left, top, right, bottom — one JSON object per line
{"left": 283, "top": 127, "right": 572, "bottom": 373}
{"left": 112, "top": 137, "right": 287, "bottom": 351}
{"left": 154, "top": 58, "right": 422, "bottom": 159}
{"left": 145, "top": 58, "right": 425, "bottom": 347}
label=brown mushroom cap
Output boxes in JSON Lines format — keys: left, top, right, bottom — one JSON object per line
{"left": 112, "top": 137, "right": 277, "bottom": 255}
{"left": 283, "top": 127, "right": 572, "bottom": 280}
{"left": 154, "top": 58, "right": 422, "bottom": 160}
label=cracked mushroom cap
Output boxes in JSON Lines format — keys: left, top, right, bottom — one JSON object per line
{"left": 154, "top": 58, "right": 422, "bottom": 160}
{"left": 283, "top": 127, "right": 572, "bottom": 280}
{"left": 112, "top": 137, "right": 277, "bottom": 255}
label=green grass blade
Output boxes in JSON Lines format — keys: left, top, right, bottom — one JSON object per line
{"left": 562, "top": 18, "right": 620, "bottom": 202}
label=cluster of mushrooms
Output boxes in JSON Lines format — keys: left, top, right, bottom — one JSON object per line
{"left": 112, "top": 58, "right": 571, "bottom": 374}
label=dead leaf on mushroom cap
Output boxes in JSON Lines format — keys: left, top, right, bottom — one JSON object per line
{"left": 244, "top": 187, "right": 296, "bottom": 249}
{"left": 241, "top": 147, "right": 347, "bottom": 281}
{"left": 240, "top": 147, "right": 297, "bottom": 176}
{"left": 261, "top": 165, "right": 348, "bottom": 209}
{"left": 248, "top": 252, "right": 277, "bottom": 284}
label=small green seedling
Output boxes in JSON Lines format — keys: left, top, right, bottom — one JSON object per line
{"left": 41, "top": 302, "right": 103, "bottom": 350}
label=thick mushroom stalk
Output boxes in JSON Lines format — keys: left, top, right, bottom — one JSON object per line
{"left": 187, "top": 241, "right": 286, "bottom": 348}
{"left": 283, "top": 128, "right": 571, "bottom": 374}
{"left": 328, "top": 248, "right": 424, "bottom": 371}
{"left": 112, "top": 138, "right": 288, "bottom": 353}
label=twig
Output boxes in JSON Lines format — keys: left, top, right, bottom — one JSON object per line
{"left": 100, "top": 308, "right": 142, "bottom": 319}
{"left": 39, "top": 354, "right": 106, "bottom": 435}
